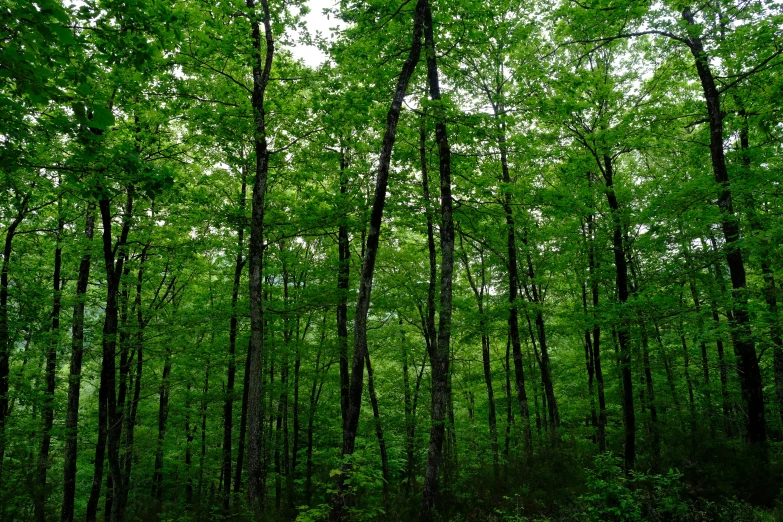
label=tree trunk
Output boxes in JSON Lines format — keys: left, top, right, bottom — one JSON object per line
{"left": 152, "top": 350, "right": 172, "bottom": 501}
{"left": 332, "top": 3, "right": 425, "bottom": 518}
{"left": 35, "top": 207, "right": 64, "bottom": 522}
{"left": 0, "top": 193, "right": 31, "bottom": 485}
{"left": 61, "top": 209, "right": 95, "bottom": 522}
{"left": 601, "top": 155, "right": 635, "bottom": 470}
{"left": 365, "top": 349, "right": 390, "bottom": 500}
{"left": 246, "top": 0, "right": 275, "bottom": 512}
{"left": 421, "top": 0, "right": 456, "bottom": 513}
{"left": 223, "top": 172, "right": 246, "bottom": 510}
{"left": 682, "top": 6, "right": 765, "bottom": 445}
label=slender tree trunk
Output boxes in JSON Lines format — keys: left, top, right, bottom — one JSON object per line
{"left": 223, "top": 173, "right": 246, "bottom": 510}
{"left": 601, "top": 155, "right": 635, "bottom": 470}
{"left": 61, "top": 209, "right": 95, "bottom": 522}
{"left": 332, "top": 4, "right": 425, "bottom": 518}
{"left": 246, "top": 0, "right": 275, "bottom": 511}
{"left": 152, "top": 350, "right": 172, "bottom": 501}
{"left": 234, "top": 340, "right": 251, "bottom": 494}
{"left": 337, "top": 148, "right": 350, "bottom": 433}
{"left": 185, "top": 383, "right": 194, "bottom": 507}
{"left": 421, "top": 0, "right": 456, "bottom": 512}
{"left": 35, "top": 208, "right": 64, "bottom": 522}
{"left": 365, "top": 349, "right": 390, "bottom": 500}
{"left": 0, "top": 194, "right": 31, "bottom": 485}
{"left": 495, "top": 103, "right": 533, "bottom": 459}
{"left": 197, "top": 362, "right": 210, "bottom": 501}
{"left": 583, "top": 211, "right": 607, "bottom": 452}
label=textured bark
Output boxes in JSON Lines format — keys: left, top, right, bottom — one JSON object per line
{"left": 421, "top": 0, "right": 455, "bottom": 512}
{"left": 61, "top": 209, "right": 95, "bottom": 522}
{"left": 682, "top": 6, "right": 765, "bottom": 445}
{"left": 332, "top": 3, "right": 425, "bottom": 518}
{"left": 246, "top": 0, "right": 275, "bottom": 511}
{"left": 337, "top": 148, "right": 350, "bottom": 433}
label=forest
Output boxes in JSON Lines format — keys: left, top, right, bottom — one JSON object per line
{"left": 1, "top": 0, "right": 783, "bottom": 520}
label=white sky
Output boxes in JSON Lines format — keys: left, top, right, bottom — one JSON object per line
{"left": 289, "top": 0, "right": 342, "bottom": 67}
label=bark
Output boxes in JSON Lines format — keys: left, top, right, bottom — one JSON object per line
{"left": 87, "top": 186, "right": 134, "bottom": 522}
{"left": 601, "top": 154, "right": 635, "bottom": 470}
{"left": 584, "top": 211, "right": 607, "bottom": 452}
{"left": 223, "top": 172, "right": 246, "bottom": 509}
{"left": 332, "top": 2, "right": 425, "bottom": 517}
{"left": 234, "top": 340, "right": 251, "bottom": 494}
{"left": 246, "top": 0, "right": 275, "bottom": 511}
{"left": 495, "top": 95, "right": 533, "bottom": 459}
{"left": 197, "top": 362, "right": 210, "bottom": 500}
{"left": 152, "top": 349, "right": 172, "bottom": 501}
{"left": 421, "top": 0, "right": 456, "bottom": 512}
{"left": 365, "top": 349, "right": 390, "bottom": 500}
{"left": 0, "top": 192, "right": 31, "bottom": 484}
{"left": 35, "top": 208, "right": 64, "bottom": 522}
{"left": 737, "top": 113, "right": 783, "bottom": 434}
{"left": 459, "top": 238, "right": 499, "bottom": 475}
{"left": 61, "top": 209, "right": 95, "bottom": 522}
{"left": 682, "top": 6, "right": 765, "bottom": 445}
{"left": 337, "top": 147, "right": 350, "bottom": 433}
{"left": 521, "top": 236, "right": 559, "bottom": 432}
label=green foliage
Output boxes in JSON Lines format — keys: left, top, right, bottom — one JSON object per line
{"left": 579, "top": 454, "right": 689, "bottom": 522}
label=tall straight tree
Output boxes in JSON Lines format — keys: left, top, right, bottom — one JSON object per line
{"left": 421, "top": 0, "right": 455, "bottom": 513}
{"left": 246, "top": 0, "right": 275, "bottom": 512}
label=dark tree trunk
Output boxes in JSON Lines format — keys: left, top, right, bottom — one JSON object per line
{"left": 223, "top": 173, "right": 246, "bottom": 509}
{"left": 88, "top": 187, "right": 134, "bottom": 522}
{"left": 601, "top": 155, "right": 635, "bottom": 470}
{"left": 421, "top": 0, "right": 456, "bottom": 514}
{"left": 332, "top": 3, "right": 425, "bottom": 518}
{"left": 234, "top": 340, "right": 251, "bottom": 494}
{"left": 682, "top": 6, "right": 765, "bottom": 445}
{"left": 35, "top": 207, "right": 64, "bottom": 522}
{"left": 152, "top": 350, "right": 172, "bottom": 501}
{"left": 0, "top": 193, "right": 31, "bottom": 485}
{"left": 459, "top": 238, "right": 499, "bottom": 475}
{"left": 61, "top": 209, "right": 95, "bottom": 522}
{"left": 246, "top": 0, "right": 275, "bottom": 512}
{"left": 185, "top": 383, "right": 195, "bottom": 507}
{"left": 495, "top": 103, "right": 533, "bottom": 459}
{"left": 337, "top": 148, "right": 350, "bottom": 433}
{"left": 365, "top": 349, "right": 390, "bottom": 500}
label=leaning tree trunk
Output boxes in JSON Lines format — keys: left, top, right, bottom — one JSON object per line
{"left": 331, "top": 3, "right": 425, "bottom": 519}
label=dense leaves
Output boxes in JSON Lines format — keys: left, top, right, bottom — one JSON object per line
{"left": 1, "top": 0, "right": 783, "bottom": 520}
